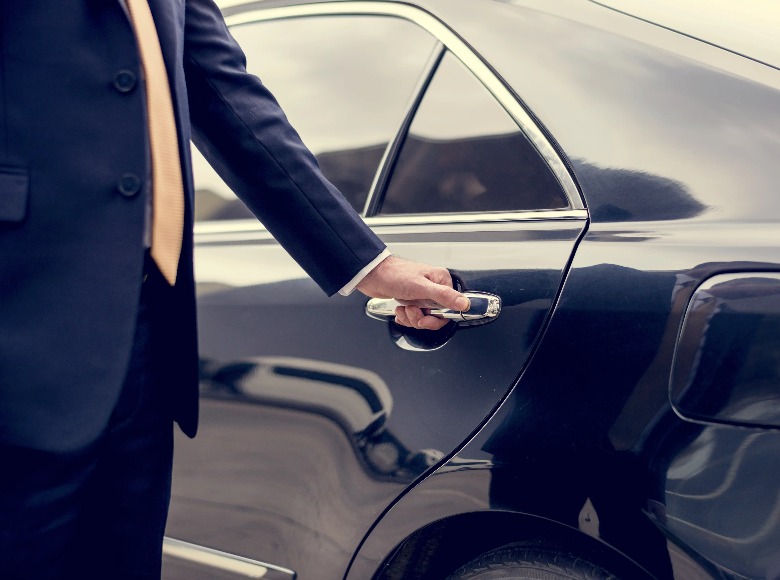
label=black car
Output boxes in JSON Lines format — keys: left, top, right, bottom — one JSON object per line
{"left": 163, "top": 1, "right": 780, "bottom": 578}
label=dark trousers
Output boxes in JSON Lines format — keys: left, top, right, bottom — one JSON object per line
{"left": 0, "top": 262, "right": 174, "bottom": 579}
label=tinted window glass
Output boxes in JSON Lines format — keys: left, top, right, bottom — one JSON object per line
{"left": 194, "top": 15, "right": 437, "bottom": 221}
{"left": 379, "top": 52, "right": 567, "bottom": 215}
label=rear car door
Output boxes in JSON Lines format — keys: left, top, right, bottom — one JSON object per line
{"left": 166, "top": 3, "right": 587, "bottom": 579}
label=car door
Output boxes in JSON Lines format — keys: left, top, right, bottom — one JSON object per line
{"left": 165, "top": 4, "right": 587, "bottom": 579}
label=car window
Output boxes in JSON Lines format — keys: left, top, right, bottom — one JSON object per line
{"left": 378, "top": 51, "right": 568, "bottom": 215}
{"left": 193, "top": 15, "right": 438, "bottom": 222}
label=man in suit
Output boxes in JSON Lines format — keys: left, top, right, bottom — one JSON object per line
{"left": 0, "top": 0, "right": 468, "bottom": 576}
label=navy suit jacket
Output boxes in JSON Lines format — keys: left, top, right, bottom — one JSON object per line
{"left": 0, "top": 0, "right": 385, "bottom": 451}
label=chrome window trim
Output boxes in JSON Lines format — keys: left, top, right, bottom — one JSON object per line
{"left": 222, "top": 1, "right": 584, "bottom": 212}
{"left": 362, "top": 41, "right": 445, "bottom": 216}
{"left": 365, "top": 209, "right": 588, "bottom": 227}
{"left": 195, "top": 209, "right": 588, "bottom": 243}
{"left": 163, "top": 537, "right": 295, "bottom": 578}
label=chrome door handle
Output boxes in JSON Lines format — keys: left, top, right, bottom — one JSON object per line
{"left": 365, "top": 292, "right": 501, "bottom": 327}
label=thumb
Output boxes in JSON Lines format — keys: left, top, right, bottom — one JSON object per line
{"left": 427, "top": 281, "right": 470, "bottom": 311}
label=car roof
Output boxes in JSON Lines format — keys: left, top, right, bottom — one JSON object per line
{"left": 592, "top": 0, "right": 780, "bottom": 70}
{"left": 217, "top": 0, "right": 780, "bottom": 72}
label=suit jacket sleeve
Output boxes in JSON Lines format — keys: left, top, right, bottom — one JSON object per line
{"left": 182, "top": 0, "right": 386, "bottom": 296}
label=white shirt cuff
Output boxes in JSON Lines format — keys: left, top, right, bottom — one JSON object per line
{"left": 338, "top": 249, "right": 391, "bottom": 296}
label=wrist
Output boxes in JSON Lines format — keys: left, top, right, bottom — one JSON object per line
{"left": 339, "top": 249, "right": 391, "bottom": 296}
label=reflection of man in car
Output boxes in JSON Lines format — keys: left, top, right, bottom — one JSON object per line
{"left": 200, "top": 356, "right": 442, "bottom": 481}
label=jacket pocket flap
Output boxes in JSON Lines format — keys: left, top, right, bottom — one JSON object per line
{"left": 0, "top": 167, "right": 30, "bottom": 222}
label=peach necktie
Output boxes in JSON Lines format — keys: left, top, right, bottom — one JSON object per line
{"left": 126, "top": 0, "right": 184, "bottom": 285}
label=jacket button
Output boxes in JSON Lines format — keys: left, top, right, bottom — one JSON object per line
{"left": 118, "top": 173, "right": 142, "bottom": 197}
{"left": 113, "top": 69, "right": 137, "bottom": 93}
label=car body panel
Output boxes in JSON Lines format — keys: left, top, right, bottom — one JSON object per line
{"left": 167, "top": 1, "right": 780, "bottom": 578}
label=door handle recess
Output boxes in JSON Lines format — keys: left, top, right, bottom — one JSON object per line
{"left": 365, "top": 292, "right": 501, "bottom": 327}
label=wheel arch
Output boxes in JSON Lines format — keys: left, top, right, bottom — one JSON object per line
{"left": 372, "top": 510, "right": 654, "bottom": 580}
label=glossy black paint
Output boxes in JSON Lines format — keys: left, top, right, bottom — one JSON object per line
{"left": 171, "top": 220, "right": 583, "bottom": 579}
{"left": 168, "top": 1, "right": 780, "bottom": 579}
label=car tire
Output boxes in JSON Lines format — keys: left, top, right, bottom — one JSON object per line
{"left": 447, "top": 546, "right": 618, "bottom": 579}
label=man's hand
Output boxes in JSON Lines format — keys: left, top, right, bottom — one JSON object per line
{"left": 356, "top": 255, "right": 470, "bottom": 330}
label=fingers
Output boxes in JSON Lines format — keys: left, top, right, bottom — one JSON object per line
{"left": 394, "top": 305, "right": 450, "bottom": 331}
{"left": 420, "top": 266, "right": 470, "bottom": 309}
{"left": 425, "top": 281, "right": 470, "bottom": 312}
{"left": 394, "top": 305, "right": 415, "bottom": 328}
{"left": 418, "top": 315, "right": 450, "bottom": 331}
